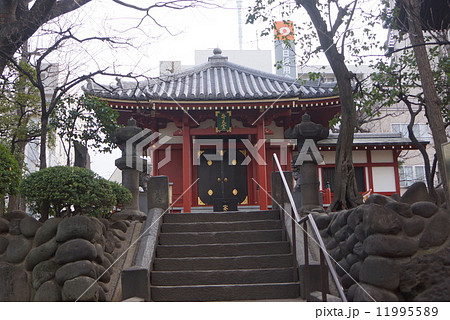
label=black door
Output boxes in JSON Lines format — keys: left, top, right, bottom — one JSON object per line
{"left": 197, "top": 149, "right": 248, "bottom": 205}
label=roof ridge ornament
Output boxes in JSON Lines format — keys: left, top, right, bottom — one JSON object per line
{"left": 208, "top": 48, "right": 228, "bottom": 64}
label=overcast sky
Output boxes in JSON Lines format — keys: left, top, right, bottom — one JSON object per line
{"left": 42, "top": 0, "right": 384, "bottom": 179}
{"left": 85, "top": 0, "right": 275, "bottom": 179}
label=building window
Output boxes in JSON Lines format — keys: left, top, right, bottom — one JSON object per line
{"left": 322, "top": 167, "right": 365, "bottom": 192}
{"left": 391, "top": 123, "right": 431, "bottom": 139}
{"left": 399, "top": 165, "right": 426, "bottom": 187}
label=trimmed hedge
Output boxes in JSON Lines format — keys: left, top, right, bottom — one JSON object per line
{"left": 20, "top": 166, "right": 131, "bottom": 217}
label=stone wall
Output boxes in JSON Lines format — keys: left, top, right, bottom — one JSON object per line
{"left": 314, "top": 185, "right": 450, "bottom": 302}
{"left": 0, "top": 212, "right": 136, "bottom": 301}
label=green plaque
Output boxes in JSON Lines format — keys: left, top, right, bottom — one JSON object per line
{"left": 216, "top": 111, "right": 232, "bottom": 132}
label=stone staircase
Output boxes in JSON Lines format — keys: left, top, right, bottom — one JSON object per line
{"left": 150, "top": 210, "right": 300, "bottom": 301}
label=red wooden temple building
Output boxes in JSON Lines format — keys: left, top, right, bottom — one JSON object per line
{"left": 86, "top": 49, "right": 425, "bottom": 212}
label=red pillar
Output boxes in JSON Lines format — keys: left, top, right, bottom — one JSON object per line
{"left": 182, "top": 115, "right": 192, "bottom": 213}
{"left": 393, "top": 150, "right": 401, "bottom": 194}
{"left": 367, "top": 149, "right": 374, "bottom": 193}
{"left": 257, "top": 119, "right": 268, "bottom": 210}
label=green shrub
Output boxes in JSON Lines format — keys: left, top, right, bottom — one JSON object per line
{"left": 108, "top": 181, "right": 133, "bottom": 207}
{"left": 0, "top": 143, "right": 21, "bottom": 196}
{"left": 20, "top": 166, "right": 131, "bottom": 217}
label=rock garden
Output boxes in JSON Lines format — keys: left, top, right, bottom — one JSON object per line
{"left": 0, "top": 165, "right": 141, "bottom": 302}
{"left": 314, "top": 182, "right": 450, "bottom": 301}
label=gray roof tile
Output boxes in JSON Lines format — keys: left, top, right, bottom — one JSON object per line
{"left": 84, "top": 49, "right": 337, "bottom": 101}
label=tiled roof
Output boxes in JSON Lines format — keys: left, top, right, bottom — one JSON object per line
{"left": 316, "top": 133, "right": 429, "bottom": 149}
{"left": 85, "top": 49, "right": 337, "bottom": 101}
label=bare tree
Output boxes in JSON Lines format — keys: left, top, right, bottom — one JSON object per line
{"left": 0, "top": 0, "right": 218, "bottom": 76}
{"left": 398, "top": 0, "right": 449, "bottom": 205}
{"left": 250, "top": 0, "right": 373, "bottom": 210}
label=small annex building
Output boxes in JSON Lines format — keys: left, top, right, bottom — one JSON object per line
{"left": 85, "top": 49, "right": 426, "bottom": 212}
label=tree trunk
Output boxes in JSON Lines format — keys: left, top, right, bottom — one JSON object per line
{"left": 298, "top": 0, "right": 363, "bottom": 210}
{"left": 39, "top": 113, "right": 48, "bottom": 169}
{"left": 403, "top": 0, "right": 449, "bottom": 206}
{"left": 404, "top": 103, "right": 438, "bottom": 203}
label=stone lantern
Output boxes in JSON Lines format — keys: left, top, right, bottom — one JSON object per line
{"left": 114, "top": 118, "right": 148, "bottom": 220}
{"left": 285, "top": 113, "right": 329, "bottom": 214}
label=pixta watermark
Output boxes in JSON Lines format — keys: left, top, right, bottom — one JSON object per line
{"left": 125, "top": 133, "right": 325, "bottom": 172}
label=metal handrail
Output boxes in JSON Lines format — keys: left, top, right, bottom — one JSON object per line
{"left": 273, "top": 153, "right": 347, "bottom": 302}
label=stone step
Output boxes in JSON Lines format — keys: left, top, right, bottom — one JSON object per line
{"left": 153, "top": 254, "right": 296, "bottom": 271}
{"left": 151, "top": 282, "right": 300, "bottom": 302}
{"left": 310, "top": 291, "right": 343, "bottom": 302}
{"left": 163, "top": 211, "right": 280, "bottom": 223}
{"left": 156, "top": 241, "right": 291, "bottom": 258}
{"left": 151, "top": 268, "right": 298, "bottom": 286}
{"left": 158, "top": 229, "right": 283, "bottom": 245}
{"left": 161, "top": 219, "right": 282, "bottom": 233}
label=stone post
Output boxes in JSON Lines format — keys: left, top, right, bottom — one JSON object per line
{"left": 285, "top": 113, "right": 328, "bottom": 214}
{"left": 271, "top": 171, "right": 292, "bottom": 210}
{"left": 147, "top": 176, "right": 169, "bottom": 220}
{"left": 114, "top": 118, "right": 148, "bottom": 221}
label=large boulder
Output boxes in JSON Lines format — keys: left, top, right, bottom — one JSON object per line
{"left": 19, "top": 216, "right": 42, "bottom": 238}
{"left": 111, "top": 221, "right": 128, "bottom": 233}
{"left": 365, "top": 194, "right": 396, "bottom": 206}
{"left": 8, "top": 219, "right": 21, "bottom": 235}
{"left": 55, "top": 260, "right": 96, "bottom": 285}
{"left": 401, "top": 182, "right": 430, "bottom": 204}
{"left": 34, "top": 218, "right": 61, "bottom": 246}
{"left": 54, "top": 238, "right": 97, "bottom": 265}
{"left": 347, "top": 208, "right": 363, "bottom": 230}
{"left": 0, "top": 236, "right": 8, "bottom": 254}
{"left": 411, "top": 201, "right": 439, "bottom": 218}
{"left": 31, "top": 260, "right": 58, "bottom": 289}
{"left": 385, "top": 201, "right": 413, "bottom": 218}
{"left": 0, "top": 262, "right": 30, "bottom": 301}
{"left": 403, "top": 216, "right": 425, "bottom": 237}
{"left": 0, "top": 218, "right": 9, "bottom": 233}
{"left": 56, "top": 216, "right": 97, "bottom": 243}
{"left": 363, "top": 234, "right": 418, "bottom": 258}
{"left": 349, "top": 261, "right": 361, "bottom": 281}
{"left": 353, "top": 283, "right": 399, "bottom": 302}
{"left": 359, "top": 256, "right": 400, "bottom": 291}
{"left": 62, "top": 276, "right": 99, "bottom": 302}
{"left": 93, "top": 263, "right": 111, "bottom": 284}
{"left": 2, "top": 210, "right": 28, "bottom": 221}
{"left": 418, "top": 211, "right": 450, "bottom": 249}
{"left": 25, "top": 238, "right": 58, "bottom": 271}
{"left": 313, "top": 213, "right": 332, "bottom": 230}
{"left": 33, "top": 280, "right": 62, "bottom": 302}
{"left": 362, "top": 204, "right": 402, "bottom": 236}
{"left": 5, "top": 235, "right": 32, "bottom": 264}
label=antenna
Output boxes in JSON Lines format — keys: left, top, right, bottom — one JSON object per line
{"left": 237, "top": 0, "right": 243, "bottom": 50}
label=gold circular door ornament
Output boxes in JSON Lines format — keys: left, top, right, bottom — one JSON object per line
{"left": 208, "top": 189, "right": 213, "bottom": 196}
{"left": 224, "top": 177, "right": 228, "bottom": 182}
{"left": 207, "top": 160, "right": 213, "bottom": 166}
{"left": 232, "top": 189, "right": 238, "bottom": 195}
{"left": 217, "top": 177, "right": 221, "bottom": 182}
{"left": 231, "top": 159, "right": 237, "bottom": 165}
